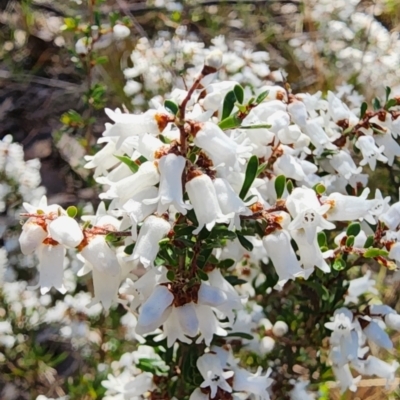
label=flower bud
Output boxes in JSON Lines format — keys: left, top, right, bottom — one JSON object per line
{"left": 113, "top": 24, "right": 130, "bottom": 40}
{"left": 204, "top": 50, "right": 223, "bottom": 71}
{"left": 272, "top": 321, "right": 289, "bottom": 337}
{"left": 259, "top": 336, "right": 275, "bottom": 355}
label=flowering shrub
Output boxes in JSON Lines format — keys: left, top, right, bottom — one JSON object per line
{"left": 9, "top": 36, "right": 400, "bottom": 399}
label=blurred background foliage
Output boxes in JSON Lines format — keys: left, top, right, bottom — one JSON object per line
{"left": 1, "top": 0, "right": 400, "bottom": 399}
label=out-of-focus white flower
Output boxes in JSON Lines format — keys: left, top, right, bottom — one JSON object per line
{"left": 113, "top": 24, "right": 130, "bottom": 40}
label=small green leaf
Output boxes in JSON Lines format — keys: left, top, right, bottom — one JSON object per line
{"left": 219, "top": 259, "right": 235, "bottom": 269}
{"left": 164, "top": 100, "right": 179, "bottom": 115}
{"left": 66, "top": 206, "right": 77, "bottom": 218}
{"left": 385, "top": 98, "right": 397, "bottom": 110}
{"left": 333, "top": 257, "right": 346, "bottom": 271}
{"left": 346, "top": 235, "right": 355, "bottom": 247}
{"left": 364, "top": 235, "right": 374, "bottom": 248}
{"left": 314, "top": 183, "right": 326, "bottom": 195}
{"left": 274, "top": 175, "right": 286, "bottom": 199}
{"left": 114, "top": 155, "right": 139, "bottom": 173}
{"left": 239, "top": 155, "right": 258, "bottom": 199}
{"left": 218, "top": 114, "right": 242, "bottom": 130}
{"left": 197, "top": 269, "right": 209, "bottom": 281}
{"left": 317, "top": 232, "right": 327, "bottom": 247}
{"left": 234, "top": 84, "right": 244, "bottom": 104}
{"left": 222, "top": 90, "right": 237, "bottom": 120}
{"left": 226, "top": 331, "right": 254, "bottom": 340}
{"left": 364, "top": 248, "right": 389, "bottom": 258}
{"left": 256, "top": 162, "right": 267, "bottom": 177}
{"left": 346, "top": 222, "right": 361, "bottom": 237}
{"left": 225, "top": 275, "right": 248, "bottom": 286}
{"left": 166, "top": 270, "right": 175, "bottom": 281}
{"left": 94, "top": 55, "right": 108, "bottom": 65}
{"left": 255, "top": 90, "right": 269, "bottom": 104}
{"left": 385, "top": 86, "right": 391, "bottom": 102}
{"left": 373, "top": 97, "right": 381, "bottom": 111}
{"left": 124, "top": 243, "right": 135, "bottom": 255}
{"left": 105, "top": 232, "right": 118, "bottom": 243}
{"left": 360, "top": 102, "right": 368, "bottom": 118}
{"left": 237, "top": 233, "right": 254, "bottom": 251}
{"left": 240, "top": 124, "right": 271, "bottom": 130}
{"left": 286, "top": 179, "right": 294, "bottom": 194}
{"left": 36, "top": 209, "right": 44, "bottom": 215}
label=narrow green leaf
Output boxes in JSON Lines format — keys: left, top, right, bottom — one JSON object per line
{"left": 373, "top": 97, "right": 381, "bottom": 111}
{"left": 255, "top": 90, "right": 269, "bottom": 104}
{"left": 219, "top": 259, "right": 236, "bottom": 269}
{"left": 385, "top": 98, "right": 397, "bottom": 110}
{"left": 364, "top": 235, "right": 374, "bottom": 248}
{"left": 386, "top": 86, "right": 391, "bottom": 102}
{"left": 256, "top": 162, "right": 268, "bottom": 177}
{"left": 274, "top": 175, "right": 286, "bottom": 199}
{"left": 218, "top": 114, "right": 242, "bottom": 130}
{"left": 360, "top": 102, "right": 368, "bottom": 118}
{"left": 286, "top": 179, "right": 294, "bottom": 194}
{"left": 164, "top": 100, "right": 179, "bottom": 115}
{"left": 226, "top": 331, "right": 254, "bottom": 340}
{"left": 317, "top": 232, "right": 327, "bottom": 247}
{"left": 66, "top": 206, "right": 77, "bottom": 218}
{"left": 225, "top": 275, "right": 248, "bottom": 286}
{"left": 166, "top": 270, "right": 175, "bottom": 281}
{"left": 364, "top": 248, "right": 389, "bottom": 258}
{"left": 346, "top": 222, "right": 360, "bottom": 237}
{"left": 239, "top": 155, "right": 258, "bottom": 199}
{"left": 197, "top": 269, "right": 209, "bottom": 281}
{"left": 237, "top": 233, "right": 254, "bottom": 251}
{"left": 234, "top": 84, "right": 244, "bottom": 104}
{"left": 332, "top": 257, "right": 346, "bottom": 271}
{"left": 240, "top": 124, "right": 272, "bottom": 130}
{"left": 94, "top": 55, "right": 108, "bottom": 65}
{"left": 114, "top": 155, "right": 139, "bottom": 173}
{"left": 222, "top": 90, "right": 237, "bottom": 120}
{"left": 346, "top": 235, "right": 355, "bottom": 247}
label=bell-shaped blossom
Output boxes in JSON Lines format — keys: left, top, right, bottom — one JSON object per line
{"left": 384, "top": 313, "right": 400, "bottom": 331}
{"left": 37, "top": 242, "right": 66, "bottom": 295}
{"left": 101, "top": 161, "right": 160, "bottom": 206}
{"left": 323, "top": 188, "right": 379, "bottom": 224}
{"left": 121, "top": 186, "right": 158, "bottom": 240}
{"left": 136, "top": 285, "right": 174, "bottom": 334}
{"left": 213, "top": 178, "right": 252, "bottom": 230}
{"left": 232, "top": 366, "right": 273, "bottom": 400}
{"left": 363, "top": 356, "right": 399, "bottom": 386}
{"left": 19, "top": 219, "right": 48, "bottom": 255}
{"left": 135, "top": 133, "right": 165, "bottom": 160}
{"left": 287, "top": 99, "right": 308, "bottom": 127}
{"left": 144, "top": 154, "right": 191, "bottom": 215}
{"left": 263, "top": 228, "right": 305, "bottom": 289}
{"left": 360, "top": 318, "right": 393, "bottom": 350}
{"left": 125, "top": 215, "right": 171, "bottom": 268}
{"left": 327, "top": 91, "right": 357, "bottom": 124}
{"left": 332, "top": 363, "right": 361, "bottom": 393}
{"left": 48, "top": 216, "right": 83, "bottom": 249}
{"left": 186, "top": 172, "right": 229, "bottom": 234}
{"left": 193, "top": 122, "right": 251, "bottom": 170}
{"left": 102, "top": 108, "right": 164, "bottom": 149}
{"left": 344, "top": 270, "right": 378, "bottom": 304}
{"left": 197, "top": 353, "right": 234, "bottom": 398}
{"left": 325, "top": 308, "right": 354, "bottom": 336}
{"left": 356, "top": 135, "right": 388, "bottom": 171}
{"left": 379, "top": 201, "right": 400, "bottom": 230}
{"left": 289, "top": 379, "right": 315, "bottom": 400}
{"left": 304, "top": 119, "right": 336, "bottom": 154}
{"left": 286, "top": 187, "right": 334, "bottom": 244}
{"left": 329, "top": 150, "right": 362, "bottom": 180}
{"left": 290, "top": 229, "right": 330, "bottom": 275}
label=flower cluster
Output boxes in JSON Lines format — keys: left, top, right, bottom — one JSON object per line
{"left": 12, "top": 37, "right": 400, "bottom": 398}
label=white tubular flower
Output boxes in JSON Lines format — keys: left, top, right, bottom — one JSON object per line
{"left": 384, "top": 313, "right": 400, "bottom": 331}
{"left": 373, "top": 130, "right": 400, "bottom": 166}
{"left": 136, "top": 285, "right": 174, "bottom": 334}
{"left": 232, "top": 366, "right": 273, "bottom": 400}
{"left": 323, "top": 189, "right": 379, "bottom": 224}
{"left": 197, "top": 353, "right": 234, "bottom": 398}
{"left": 332, "top": 363, "right": 361, "bottom": 393}
{"left": 37, "top": 242, "right": 66, "bottom": 295}
{"left": 273, "top": 153, "right": 308, "bottom": 181}
{"left": 360, "top": 318, "right": 393, "bottom": 350}
{"left": 286, "top": 187, "right": 334, "bottom": 244}
{"left": 121, "top": 186, "right": 158, "bottom": 240}
{"left": 193, "top": 122, "right": 251, "bottom": 170}
{"left": 287, "top": 99, "right": 308, "bottom": 127}
{"left": 144, "top": 154, "right": 191, "bottom": 215}
{"left": 90, "top": 266, "right": 121, "bottom": 310}
{"left": 355, "top": 135, "right": 388, "bottom": 171}
{"left": 186, "top": 172, "right": 229, "bottom": 234}
{"left": 304, "top": 119, "right": 336, "bottom": 154}
{"left": 329, "top": 150, "right": 362, "bottom": 180}
{"left": 80, "top": 235, "right": 120, "bottom": 276}
{"left": 125, "top": 215, "right": 171, "bottom": 268}
{"left": 289, "top": 379, "right": 315, "bottom": 400}
{"left": 327, "top": 91, "right": 355, "bottom": 123}
{"left": 204, "top": 49, "right": 223, "bottom": 70}
{"left": 213, "top": 178, "right": 251, "bottom": 230}
{"left": 189, "top": 388, "right": 210, "bottom": 400}
{"left": 262, "top": 229, "right": 305, "bottom": 289}
{"left": 379, "top": 202, "right": 400, "bottom": 230}
{"left": 325, "top": 308, "right": 354, "bottom": 336}
{"left": 135, "top": 133, "right": 165, "bottom": 160}
{"left": 48, "top": 216, "right": 83, "bottom": 248}
{"left": 19, "top": 219, "right": 48, "bottom": 255}
{"left": 195, "top": 304, "right": 228, "bottom": 346}
{"left": 363, "top": 356, "right": 399, "bottom": 385}
{"left": 101, "top": 161, "right": 160, "bottom": 206}
{"left": 103, "top": 108, "right": 166, "bottom": 149}
{"left": 291, "top": 229, "right": 330, "bottom": 274}
{"left": 344, "top": 270, "right": 378, "bottom": 305}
